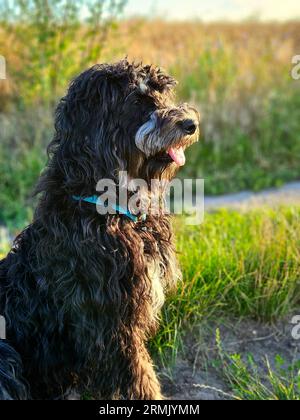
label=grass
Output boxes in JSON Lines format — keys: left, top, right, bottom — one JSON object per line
{"left": 0, "top": 228, "right": 10, "bottom": 259}
{"left": 0, "top": 111, "right": 50, "bottom": 229}
{"left": 151, "top": 207, "right": 300, "bottom": 363}
{"left": 184, "top": 87, "right": 300, "bottom": 195}
{"left": 215, "top": 329, "right": 300, "bottom": 400}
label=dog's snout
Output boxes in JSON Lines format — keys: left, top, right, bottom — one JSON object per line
{"left": 181, "top": 119, "right": 198, "bottom": 135}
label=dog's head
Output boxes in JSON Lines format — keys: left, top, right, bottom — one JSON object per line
{"left": 53, "top": 60, "right": 199, "bottom": 191}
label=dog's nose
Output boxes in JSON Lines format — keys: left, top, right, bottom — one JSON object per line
{"left": 181, "top": 119, "right": 198, "bottom": 135}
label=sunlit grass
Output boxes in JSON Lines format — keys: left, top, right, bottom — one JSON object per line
{"left": 0, "top": 228, "right": 10, "bottom": 259}
{"left": 151, "top": 207, "right": 300, "bottom": 361}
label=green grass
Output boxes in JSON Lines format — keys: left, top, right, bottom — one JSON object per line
{"left": 215, "top": 329, "right": 300, "bottom": 400}
{"left": 0, "top": 111, "right": 50, "bottom": 229}
{"left": 151, "top": 207, "right": 300, "bottom": 362}
{"left": 0, "top": 231, "right": 10, "bottom": 260}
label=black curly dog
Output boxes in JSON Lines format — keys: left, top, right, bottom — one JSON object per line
{"left": 0, "top": 60, "right": 199, "bottom": 400}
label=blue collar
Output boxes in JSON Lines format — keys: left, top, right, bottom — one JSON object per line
{"left": 72, "top": 195, "right": 146, "bottom": 223}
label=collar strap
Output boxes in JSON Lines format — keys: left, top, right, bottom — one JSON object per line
{"left": 72, "top": 195, "right": 146, "bottom": 223}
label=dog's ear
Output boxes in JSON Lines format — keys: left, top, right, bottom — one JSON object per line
{"left": 53, "top": 98, "right": 73, "bottom": 139}
{"left": 54, "top": 70, "right": 105, "bottom": 137}
{"left": 142, "top": 65, "right": 177, "bottom": 94}
{"left": 45, "top": 66, "right": 124, "bottom": 193}
{"left": 54, "top": 64, "right": 127, "bottom": 140}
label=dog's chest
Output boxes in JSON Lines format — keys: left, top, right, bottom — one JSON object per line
{"left": 146, "top": 258, "right": 165, "bottom": 316}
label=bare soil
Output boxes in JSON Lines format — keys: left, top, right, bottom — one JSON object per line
{"left": 161, "top": 318, "right": 300, "bottom": 400}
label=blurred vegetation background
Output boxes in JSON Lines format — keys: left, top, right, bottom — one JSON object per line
{"left": 0, "top": 0, "right": 300, "bottom": 228}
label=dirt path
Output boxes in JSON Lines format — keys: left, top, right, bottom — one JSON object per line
{"left": 205, "top": 181, "right": 300, "bottom": 211}
{"left": 161, "top": 318, "right": 300, "bottom": 400}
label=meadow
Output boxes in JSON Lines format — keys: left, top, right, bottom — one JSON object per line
{"left": 1, "top": 10, "right": 300, "bottom": 399}
{"left": 155, "top": 207, "right": 300, "bottom": 400}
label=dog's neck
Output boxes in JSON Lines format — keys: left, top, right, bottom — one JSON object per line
{"left": 72, "top": 195, "right": 147, "bottom": 223}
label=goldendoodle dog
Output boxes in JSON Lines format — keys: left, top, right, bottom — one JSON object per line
{"left": 0, "top": 60, "right": 199, "bottom": 400}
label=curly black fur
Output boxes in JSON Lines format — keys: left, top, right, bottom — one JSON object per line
{"left": 0, "top": 60, "right": 199, "bottom": 400}
{"left": 0, "top": 341, "right": 28, "bottom": 400}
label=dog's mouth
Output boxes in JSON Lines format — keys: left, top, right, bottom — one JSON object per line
{"left": 154, "top": 138, "right": 197, "bottom": 167}
{"left": 167, "top": 146, "right": 186, "bottom": 166}
{"left": 155, "top": 146, "right": 186, "bottom": 167}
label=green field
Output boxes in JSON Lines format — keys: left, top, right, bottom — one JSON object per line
{"left": 151, "top": 207, "right": 300, "bottom": 349}
{"left": 153, "top": 208, "right": 300, "bottom": 400}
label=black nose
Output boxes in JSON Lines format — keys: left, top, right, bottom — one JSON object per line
{"left": 181, "top": 119, "right": 197, "bottom": 135}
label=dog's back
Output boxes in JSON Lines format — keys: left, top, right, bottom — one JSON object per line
{"left": 0, "top": 242, "right": 29, "bottom": 399}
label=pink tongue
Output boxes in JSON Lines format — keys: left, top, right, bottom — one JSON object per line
{"left": 168, "top": 147, "right": 186, "bottom": 166}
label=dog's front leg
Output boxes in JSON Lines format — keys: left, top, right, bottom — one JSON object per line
{"left": 121, "top": 344, "right": 163, "bottom": 401}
